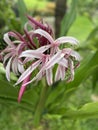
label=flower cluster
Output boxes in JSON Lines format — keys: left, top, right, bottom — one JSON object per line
{"left": 1, "top": 15, "right": 81, "bottom": 102}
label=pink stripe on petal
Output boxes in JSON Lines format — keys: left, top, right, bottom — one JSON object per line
{"left": 34, "top": 29, "right": 54, "bottom": 44}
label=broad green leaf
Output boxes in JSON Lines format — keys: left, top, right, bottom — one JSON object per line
{"left": 68, "top": 16, "right": 93, "bottom": 43}
{"left": 62, "top": 102, "right": 98, "bottom": 119}
{"left": 86, "top": 27, "right": 98, "bottom": 41}
{"left": 0, "top": 78, "right": 39, "bottom": 112}
{"left": 60, "top": 0, "right": 78, "bottom": 36}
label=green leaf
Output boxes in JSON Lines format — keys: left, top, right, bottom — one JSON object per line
{"left": 92, "top": 67, "right": 98, "bottom": 90}
{"left": 62, "top": 102, "right": 98, "bottom": 119}
{"left": 17, "top": 0, "right": 28, "bottom": 27}
{"left": 60, "top": 0, "right": 78, "bottom": 36}
{"left": 0, "top": 63, "right": 39, "bottom": 112}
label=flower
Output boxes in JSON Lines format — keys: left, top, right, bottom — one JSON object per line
{"left": 15, "top": 29, "right": 81, "bottom": 88}
{"left": 1, "top": 33, "right": 25, "bottom": 81}
{"left": 1, "top": 15, "right": 81, "bottom": 102}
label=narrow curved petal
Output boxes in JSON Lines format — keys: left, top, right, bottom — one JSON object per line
{"left": 34, "top": 29, "right": 54, "bottom": 44}
{"left": 5, "top": 57, "right": 12, "bottom": 81}
{"left": 18, "top": 62, "right": 24, "bottom": 74}
{"left": 3, "top": 53, "right": 12, "bottom": 65}
{"left": 19, "top": 50, "right": 43, "bottom": 59}
{"left": 36, "top": 44, "right": 51, "bottom": 53}
{"left": 58, "top": 58, "right": 68, "bottom": 68}
{"left": 45, "top": 51, "right": 65, "bottom": 69}
{"left": 55, "top": 36, "right": 79, "bottom": 45}
{"left": 3, "top": 33, "right": 13, "bottom": 46}
{"left": 15, "top": 60, "right": 41, "bottom": 85}
{"left": 46, "top": 68, "right": 53, "bottom": 85}
{"left": 12, "top": 58, "right": 19, "bottom": 75}
{"left": 22, "top": 66, "right": 45, "bottom": 86}
{"left": 70, "top": 50, "right": 82, "bottom": 61}
{"left": 55, "top": 66, "right": 61, "bottom": 82}
{"left": 13, "top": 40, "right": 24, "bottom": 44}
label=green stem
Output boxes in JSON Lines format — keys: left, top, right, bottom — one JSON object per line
{"left": 33, "top": 85, "right": 49, "bottom": 127}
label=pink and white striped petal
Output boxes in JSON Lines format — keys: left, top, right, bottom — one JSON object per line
{"left": 45, "top": 51, "right": 65, "bottom": 70}
{"left": 15, "top": 60, "right": 41, "bottom": 85}
{"left": 34, "top": 29, "right": 54, "bottom": 44}
{"left": 58, "top": 58, "right": 68, "bottom": 68}
{"left": 36, "top": 44, "right": 51, "bottom": 53}
{"left": 3, "top": 33, "right": 13, "bottom": 46}
{"left": 70, "top": 50, "right": 82, "bottom": 61}
{"left": 54, "top": 36, "right": 79, "bottom": 45}
{"left": 3, "top": 53, "right": 12, "bottom": 65}
{"left": 19, "top": 50, "right": 43, "bottom": 59}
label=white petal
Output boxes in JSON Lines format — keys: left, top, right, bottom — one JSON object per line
{"left": 20, "top": 50, "right": 43, "bottom": 59}
{"left": 22, "top": 66, "right": 46, "bottom": 86}
{"left": 15, "top": 60, "right": 41, "bottom": 85}
{"left": 3, "top": 33, "right": 13, "bottom": 46}
{"left": 3, "top": 53, "right": 12, "bottom": 65}
{"left": 45, "top": 51, "right": 65, "bottom": 69}
{"left": 34, "top": 29, "right": 54, "bottom": 44}
{"left": 55, "top": 36, "right": 79, "bottom": 45}
{"left": 36, "top": 45, "right": 51, "bottom": 53}
{"left": 12, "top": 58, "right": 19, "bottom": 75}
{"left": 18, "top": 62, "right": 24, "bottom": 73}
{"left": 5, "top": 57, "right": 12, "bottom": 81}
{"left": 13, "top": 40, "right": 24, "bottom": 44}
{"left": 58, "top": 58, "right": 68, "bottom": 68}
{"left": 71, "top": 50, "right": 82, "bottom": 61}
{"left": 46, "top": 68, "right": 53, "bottom": 85}
{"left": 55, "top": 66, "right": 61, "bottom": 82}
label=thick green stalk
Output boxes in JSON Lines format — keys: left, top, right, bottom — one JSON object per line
{"left": 33, "top": 85, "right": 49, "bottom": 127}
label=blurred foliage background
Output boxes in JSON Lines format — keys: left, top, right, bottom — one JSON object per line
{"left": 0, "top": 0, "right": 98, "bottom": 130}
